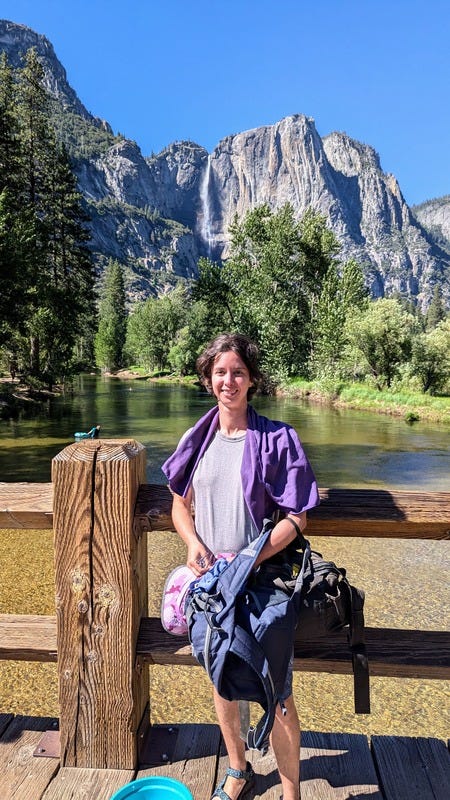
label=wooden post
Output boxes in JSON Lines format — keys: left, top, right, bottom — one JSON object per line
{"left": 52, "top": 439, "right": 149, "bottom": 769}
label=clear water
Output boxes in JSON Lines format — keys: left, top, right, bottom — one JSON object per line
{"left": 0, "top": 374, "right": 448, "bottom": 490}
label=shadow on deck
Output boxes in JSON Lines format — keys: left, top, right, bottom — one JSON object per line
{"left": 0, "top": 714, "right": 448, "bottom": 800}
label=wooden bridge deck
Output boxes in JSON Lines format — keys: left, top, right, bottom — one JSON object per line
{"left": 1, "top": 713, "right": 448, "bottom": 800}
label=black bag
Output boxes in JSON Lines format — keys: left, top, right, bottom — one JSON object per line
{"left": 256, "top": 537, "right": 370, "bottom": 714}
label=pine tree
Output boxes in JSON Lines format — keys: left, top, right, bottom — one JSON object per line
{"left": 15, "top": 48, "right": 58, "bottom": 375}
{"left": 425, "top": 285, "right": 446, "bottom": 330}
{"left": 0, "top": 53, "right": 32, "bottom": 346}
{"left": 0, "top": 52, "right": 22, "bottom": 196}
{"left": 95, "top": 260, "right": 127, "bottom": 372}
{"left": 6, "top": 47, "right": 96, "bottom": 386}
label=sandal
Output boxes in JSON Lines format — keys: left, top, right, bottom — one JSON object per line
{"left": 211, "top": 760, "right": 255, "bottom": 800}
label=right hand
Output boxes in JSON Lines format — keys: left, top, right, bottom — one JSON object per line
{"left": 187, "top": 543, "right": 215, "bottom": 576}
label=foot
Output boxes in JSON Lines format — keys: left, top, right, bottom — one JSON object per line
{"left": 211, "top": 761, "right": 255, "bottom": 800}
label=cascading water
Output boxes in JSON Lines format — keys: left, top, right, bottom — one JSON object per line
{"left": 199, "top": 154, "right": 213, "bottom": 258}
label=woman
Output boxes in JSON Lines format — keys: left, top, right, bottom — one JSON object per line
{"left": 162, "top": 333, "right": 319, "bottom": 800}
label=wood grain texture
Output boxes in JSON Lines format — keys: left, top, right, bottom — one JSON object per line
{"left": 3, "top": 481, "right": 449, "bottom": 538}
{"left": 372, "top": 735, "right": 450, "bottom": 800}
{"left": 52, "top": 439, "right": 148, "bottom": 769}
{"left": 300, "top": 730, "right": 383, "bottom": 799}
{"left": 0, "top": 614, "right": 57, "bottom": 661}
{"left": 0, "top": 482, "right": 53, "bottom": 529}
{"left": 136, "top": 485, "right": 450, "bottom": 539}
{"left": 41, "top": 766, "right": 134, "bottom": 800}
{"left": 0, "top": 716, "right": 448, "bottom": 800}
{"left": 0, "top": 714, "right": 59, "bottom": 800}
{"left": 137, "top": 617, "right": 450, "bottom": 679}
{"left": 137, "top": 723, "right": 221, "bottom": 800}
{"left": 1, "top": 614, "right": 448, "bottom": 679}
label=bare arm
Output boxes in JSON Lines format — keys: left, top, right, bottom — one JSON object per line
{"left": 171, "top": 488, "right": 215, "bottom": 576}
{"left": 254, "top": 512, "right": 307, "bottom": 568}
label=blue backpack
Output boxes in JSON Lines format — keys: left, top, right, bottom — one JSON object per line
{"left": 185, "top": 519, "right": 310, "bottom": 754}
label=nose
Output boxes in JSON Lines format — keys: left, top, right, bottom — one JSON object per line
{"left": 223, "top": 370, "right": 235, "bottom": 386}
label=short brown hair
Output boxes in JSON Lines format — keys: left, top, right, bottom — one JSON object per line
{"left": 196, "top": 333, "right": 262, "bottom": 398}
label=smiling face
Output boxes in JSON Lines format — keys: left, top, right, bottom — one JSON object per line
{"left": 210, "top": 350, "right": 253, "bottom": 413}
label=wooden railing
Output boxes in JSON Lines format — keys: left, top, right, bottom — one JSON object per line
{"left": 0, "top": 438, "right": 449, "bottom": 771}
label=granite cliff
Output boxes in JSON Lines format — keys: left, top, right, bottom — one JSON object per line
{"left": 1, "top": 19, "right": 448, "bottom": 306}
{"left": 412, "top": 196, "right": 450, "bottom": 256}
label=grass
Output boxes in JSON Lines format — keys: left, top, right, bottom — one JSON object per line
{"left": 281, "top": 378, "right": 450, "bottom": 424}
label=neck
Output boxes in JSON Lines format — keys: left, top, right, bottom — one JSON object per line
{"left": 218, "top": 405, "right": 248, "bottom": 437}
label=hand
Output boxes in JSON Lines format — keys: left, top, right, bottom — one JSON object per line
{"left": 187, "top": 544, "right": 215, "bottom": 576}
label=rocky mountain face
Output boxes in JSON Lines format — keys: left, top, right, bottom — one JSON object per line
{"left": 412, "top": 196, "right": 450, "bottom": 255}
{"left": 0, "top": 20, "right": 107, "bottom": 127}
{"left": 1, "top": 19, "right": 449, "bottom": 307}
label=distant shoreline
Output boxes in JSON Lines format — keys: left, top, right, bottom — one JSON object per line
{"left": 113, "top": 370, "right": 450, "bottom": 425}
{"left": 2, "top": 372, "right": 449, "bottom": 425}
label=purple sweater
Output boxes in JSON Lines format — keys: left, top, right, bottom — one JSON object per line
{"left": 162, "top": 404, "right": 319, "bottom": 531}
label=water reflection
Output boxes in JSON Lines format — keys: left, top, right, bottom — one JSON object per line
{"left": 0, "top": 375, "right": 448, "bottom": 490}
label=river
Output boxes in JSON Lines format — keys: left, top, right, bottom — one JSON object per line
{"left": 0, "top": 376, "right": 449, "bottom": 739}
{"left": 0, "top": 374, "right": 448, "bottom": 489}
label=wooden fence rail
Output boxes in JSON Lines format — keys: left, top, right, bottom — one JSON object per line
{"left": 0, "top": 438, "right": 449, "bottom": 771}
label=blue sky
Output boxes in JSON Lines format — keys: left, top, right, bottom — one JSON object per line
{"left": 1, "top": 0, "right": 449, "bottom": 206}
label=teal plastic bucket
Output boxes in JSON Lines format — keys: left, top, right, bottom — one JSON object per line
{"left": 110, "top": 776, "right": 193, "bottom": 800}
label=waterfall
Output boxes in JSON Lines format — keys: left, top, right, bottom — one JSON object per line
{"left": 199, "top": 155, "right": 213, "bottom": 258}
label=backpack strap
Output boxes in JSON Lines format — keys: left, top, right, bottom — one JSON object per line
{"left": 284, "top": 515, "right": 309, "bottom": 551}
{"left": 228, "top": 625, "right": 276, "bottom": 755}
{"left": 347, "top": 583, "right": 370, "bottom": 714}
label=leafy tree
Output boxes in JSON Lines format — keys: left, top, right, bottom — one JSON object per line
{"left": 168, "top": 298, "right": 222, "bottom": 375}
{"left": 410, "top": 317, "right": 450, "bottom": 394}
{"left": 125, "top": 285, "right": 187, "bottom": 372}
{"left": 218, "top": 204, "right": 339, "bottom": 382}
{"left": 95, "top": 260, "right": 127, "bottom": 371}
{"left": 345, "top": 298, "right": 416, "bottom": 388}
{"left": 310, "top": 259, "right": 368, "bottom": 377}
{"left": 192, "top": 258, "right": 235, "bottom": 326}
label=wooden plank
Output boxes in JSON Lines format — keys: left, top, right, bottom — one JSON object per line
{"left": 294, "top": 627, "right": 450, "bottom": 679}
{"left": 136, "top": 485, "right": 450, "bottom": 540}
{"left": 138, "top": 723, "right": 221, "bottom": 800}
{"left": 136, "top": 618, "right": 450, "bottom": 680}
{"left": 41, "top": 767, "right": 134, "bottom": 800}
{"left": 0, "top": 614, "right": 57, "bottom": 662}
{"left": 1, "top": 612, "right": 449, "bottom": 680}
{"left": 372, "top": 735, "right": 450, "bottom": 800}
{"left": 300, "top": 731, "right": 383, "bottom": 799}
{"left": 311, "top": 488, "right": 450, "bottom": 540}
{"left": 134, "top": 483, "right": 173, "bottom": 532}
{"left": 1, "top": 482, "right": 449, "bottom": 538}
{"left": 0, "top": 482, "right": 53, "bottom": 529}
{"left": 0, "top": 715, "right": 59, "bottom": 800}
{"left": 52, "top": 439, "right": 149, "bottom": 769}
